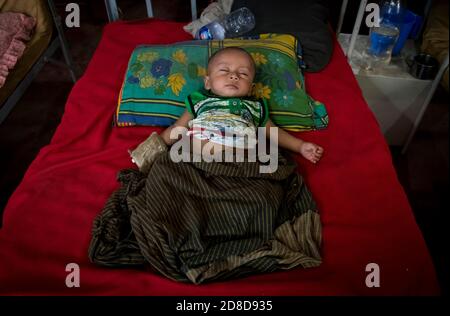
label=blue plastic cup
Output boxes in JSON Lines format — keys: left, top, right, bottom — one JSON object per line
{"left": 392, "top": 10, "right": 417, "bottom": 56}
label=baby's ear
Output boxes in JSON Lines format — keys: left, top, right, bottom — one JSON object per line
{"left": 248, "top": 83, "right": 256, "bottom": 96}
{"left": 204, "top": 76, "right": 211, "bottom": 90}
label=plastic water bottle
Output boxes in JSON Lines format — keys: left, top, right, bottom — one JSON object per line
{"left": 365, "top": 25, "right": 399, "bottom": 67}
{"left": 195, "top": 7, "right": 255, "bottom": 40}
{"left": 363, "top": 0, "right": 404, "bottom": 69}
{"left": 380, "top": 0, "right": 406, "bottom": 29}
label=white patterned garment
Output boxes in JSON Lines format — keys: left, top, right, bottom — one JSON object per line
{"left": 186, "top": 91, "right": 269, "bottom": 149}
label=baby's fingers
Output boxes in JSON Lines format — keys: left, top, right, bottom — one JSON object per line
{"left": 315, "top": 146, "right": 324, "bottom": 154}
{"left": 310, "top": 155, "right": 320, "bottom": 163}
{"left": 312, "top": 154, "right": 323, "bottom": 164}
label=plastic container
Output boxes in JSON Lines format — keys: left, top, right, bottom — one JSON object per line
{"left": 362, "top": 0, "right": 405, "bottom": 69}
{"left": 380, "top": 0, "right": 406, "bottom": 27}
{"left": 195, "top": 7, "right": 255, "bottom": 40}
{"left": 392, "top": 10, "right": 417, "bottom": 56}
{"left": 363, "top": 25, "right": 399, "bottom": 69}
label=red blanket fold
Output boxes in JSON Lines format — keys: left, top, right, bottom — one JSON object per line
{"left": 0, "top": 19, "right": 439, "bottom": 295}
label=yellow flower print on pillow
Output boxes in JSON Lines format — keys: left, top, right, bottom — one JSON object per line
{"left": 172, "top": 50, "right": 187, "bottom": 65}
{"left": 167, "top": 73, "right": 186, "bottom": 96}
{"left": 197, "top": 65, "right": 207, "bottom": 77}
{"left": 250, "top": 52, "right": 267, "bottom": 66}
{"left": 137, "top": 52, "right": 159, "bottom": 63}
{"left": 252, "top": 82, "right": 271, "bottom": 99}
{"left": 140, "top": 75, "right": 156, "bottom": 89}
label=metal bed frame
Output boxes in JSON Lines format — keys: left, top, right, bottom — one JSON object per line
{"left": 0, "top": 0, "right": 77, "bottom": 125}
{"left": 337, "top": 0, "right": 449, "bottom": 154}
{"left": 104, "top": 0, "right": 198, "bottom": 22}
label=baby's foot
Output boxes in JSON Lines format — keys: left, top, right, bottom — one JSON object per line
{"left": 299, "top": 142, "right": 324, "bottom": 164}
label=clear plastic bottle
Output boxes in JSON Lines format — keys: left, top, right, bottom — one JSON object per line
{"left": 362, "top": 0, "right": 405, "bottom": 69}
{"left": 380, "top": 0, "right": 406, "bottom": 28}
{"left": 195, "top": 7, "right": 255, "bottom": 40}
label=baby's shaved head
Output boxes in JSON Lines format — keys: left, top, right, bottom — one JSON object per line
{"left": 207, "top": 47, "right": 256, "bottom": 76}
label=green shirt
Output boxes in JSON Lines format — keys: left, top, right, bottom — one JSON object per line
{"left": 184, "top": 90, "right": 269, "bottom": 149}
{"left": 185, "top": 90, "right": 269, "bottom": 128}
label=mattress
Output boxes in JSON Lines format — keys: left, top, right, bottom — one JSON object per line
{"left": 0, "top": 19, "right": 439, "bottom": 295}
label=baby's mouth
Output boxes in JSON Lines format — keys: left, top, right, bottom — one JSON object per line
{"left": 225, "top": 84, "right": 238, "bottom": 90}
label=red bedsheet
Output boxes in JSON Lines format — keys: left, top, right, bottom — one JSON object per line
{"left": 0, "top": 20, "right": 439, "bottom": 295}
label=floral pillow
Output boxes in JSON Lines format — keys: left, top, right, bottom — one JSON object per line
{"left": 116, "top": 34, "right": 328, "bottom": 131}
{"left": 116, "top": 44, "right": 208, "bottom": 127}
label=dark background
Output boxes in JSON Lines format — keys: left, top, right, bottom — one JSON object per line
{"left": 0, "top": 0, "right": 448, "bottom": 295}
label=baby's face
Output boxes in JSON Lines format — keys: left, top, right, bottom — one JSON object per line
{"left": 204, "top": 49, "right": 255, "bottom": 97}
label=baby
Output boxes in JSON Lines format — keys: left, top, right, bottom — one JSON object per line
{"left": 160, "top": 47, "right": 324, "bottom": 164}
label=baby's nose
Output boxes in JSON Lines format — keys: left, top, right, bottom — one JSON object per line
{"left": 229, "top": 72, "right": 239, "bottom": 80}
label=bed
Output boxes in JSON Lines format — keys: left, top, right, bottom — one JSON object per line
{"left": 0, "top": 18, "right": 440, "bottom": 295}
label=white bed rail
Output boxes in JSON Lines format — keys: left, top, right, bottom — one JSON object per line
{"left": 336, "top": 0, "right": 348, "bottom": 36}
{"left": 104, "top": 0, "right": 198, "bottom": 22}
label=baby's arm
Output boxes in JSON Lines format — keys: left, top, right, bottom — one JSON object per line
{"left": 265, "top": 119, "right": 324, "bottom": 164}
{"left": 160, "top": 110, "right": 193, "bottom": 145}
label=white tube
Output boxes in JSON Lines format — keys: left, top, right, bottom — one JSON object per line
{"left": 191, "top": 0, "right": 197, "bottom": 21}
{"left": 145, "top": 0, "right": 154, "bottom": 18}
{"left": 347, "top": 0, "right": 368, "bottom": 59}
{"left": 337, "top": 0, "right": 349, "bottom": 35}
{"left": 104, "top": 0, "right": 119, "bottom": 22}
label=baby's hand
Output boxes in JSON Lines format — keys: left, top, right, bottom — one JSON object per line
{"left": 299, "top": 142, "right": 324, "bottom": 164}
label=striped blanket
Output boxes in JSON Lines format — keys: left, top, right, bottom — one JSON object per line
{"left": 88, "top": 152, "right": 322, "bottom": 284}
